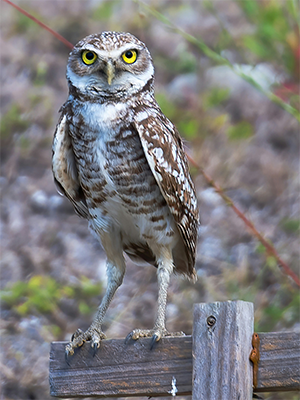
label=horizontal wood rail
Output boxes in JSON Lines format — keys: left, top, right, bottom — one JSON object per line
{"left": 49, "top": 301, "right": 300, "bottom": 399}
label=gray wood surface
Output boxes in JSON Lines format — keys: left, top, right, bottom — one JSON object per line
{"left": 49, "top": 306, "right": 300, "bottom": 398}
{"left": 256, "top": 331, "right": 300, "bottom": 393}
{"left": 192, "top": 300, "right": 254, "bottom": 400}
{"left": 50, "top": 336, "right": 193, "bottom": 398}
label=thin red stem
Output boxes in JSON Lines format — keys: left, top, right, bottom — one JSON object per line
{"left": 187, "top": 153, "right": 300, "bottom": 287}
{"left": 3, "top": 0, "right": 74, "bottom": 50}
{"left": 5, "top": 0, "right": 299, "bottom": 288}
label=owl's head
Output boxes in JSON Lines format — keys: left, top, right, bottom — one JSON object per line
{"left": 67, "top": 31, "right": 154, "bottom": 99}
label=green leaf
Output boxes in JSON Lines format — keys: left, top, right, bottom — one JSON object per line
{"left": 49, "top": 324, "right": 61, "bottom": 338}
{"left": 280, "top": 219, "right": 300, "bottom": 233}
{"left": 91, "top": 1, "right": 115, "bottom": 21}
{"left": 226, "top": 121, "right": 254, "bottom": 140}
{"left": 203, "top": 87, "right": 230, "bottom": 109}
{"left": 178, "top": 119, "right": 199, "bottom": 140}
{"left": 266, "top": 255, "right": 277, "bottom": 269}
{"left": 0, "top": 104, "right": 30, "bottom": 140}
{"left": 79, "top": 301, "right": 92, "bottom": 315}
{"left": 156, "top": 93, "right": 178, "bottom": 121}
{"left": 62, "top": 286, "right": 75, "bottom": 298}
{"left": 0, "top": 281, "right": 27, "bottom": 305}
{"left": 243, "top": 36, "right": 270, "bottom": 58}
{"left": 255, "top": 243, "right": 266, "bottom": 254}
{"left": 16, "top": 301, "right": 31, "bottom": 315}
{"left": 80, "top": 276, "right": 102, "bottom": 297}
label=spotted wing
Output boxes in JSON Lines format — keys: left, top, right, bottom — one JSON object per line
{"left": 52, "top": 113, "right": 89, "bottom": 219}
{"left": 134, "top": 107, "right": 199, "bottom": 278}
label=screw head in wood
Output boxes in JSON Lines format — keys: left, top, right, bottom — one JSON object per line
{"left": 206, "top": 315, "right": 216, "bottom": 327}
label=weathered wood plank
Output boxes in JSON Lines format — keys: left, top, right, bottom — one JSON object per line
{"left": 192, "top": 301, "right": 254, "bottom": 400}
{"left": 49, "top": 336, "right": 193, "bottom": 398}
{"left": 49, "top": 325, "right": 300, "bottom": 397}
{"left": 256, "top": 331, "right": 300, "bottom": 393}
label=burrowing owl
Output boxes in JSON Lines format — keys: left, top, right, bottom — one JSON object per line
{"left": 52, "top": 31, "right": 199, "bottom": 356}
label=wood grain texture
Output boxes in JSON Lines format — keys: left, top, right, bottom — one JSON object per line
{"left": 49, "top": 315, "right": 300, "bottom": 397}
{"left": 49, "top": 336, "right": 193, "bottom": 398}
{"left": 256, "top": 331, "right": 300, "bottom": 393}
{"left": 192, "top": 301, "right": 254, "bottom": 400}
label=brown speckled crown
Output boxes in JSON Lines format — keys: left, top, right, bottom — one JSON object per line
{"left": 73, "top": 31, "right": 147, "bottom": 52}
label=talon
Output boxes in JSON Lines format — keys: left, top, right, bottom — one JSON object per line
{"left": 92, "top": 341, "right": 99, "bottom": 357}
{"left": 65, "top": 343, "right": 75, "bottom": 357}
{"left": 65, "top": 350, "right": 71, "bottom": 366}
{"left": 150, "top": 334, "right": 159, "bottom": 350}
{"left": 125, "top": 332, "right": 133, "bottom": 344}
{"left": 65, "top": 344, "right": 74, "bottom": 365}
{"left": 66, "top": 326, "right": 105, "bottom": 356}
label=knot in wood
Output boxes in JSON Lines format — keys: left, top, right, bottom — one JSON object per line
{"left": 206, "top": 315, "right": 216, "bottom": 327}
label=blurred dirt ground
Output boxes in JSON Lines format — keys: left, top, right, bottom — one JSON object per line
{"left": 0, "top": 1, "right": 299, "bottom": 399}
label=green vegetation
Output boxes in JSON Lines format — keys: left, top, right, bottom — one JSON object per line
{"left": 2, "top": 2, "right": 299, "bottom": 398}
{"left": 238, "top": 0, "right": 297, "bottom": 72}
{"left": 137, "top": 0, "right": 300, "bottom": 121}
{"left": 13, "top": 10, "right": 40, "bottom": 35}
{"left": 280, "top": 218, "right": 300, "bottom": 234}
{"left": 258, "top": 286, "right": 300, "bottom": 332}
{"left": 226, "top": 121, "right": 254, "bottom": 141}
{"left": 203, "top": 88, "right": 230, "bottom": 110}
{"left": 90, "top": 1, "right": 116, "bottom": 21}
{"left": 0, "top": 275, "right": 103, "bottom": 337}
{"left": 33, "top": 60, "right": 48, "bottom": 86}
{"left": 0, "top": 104, "right": 30, "bottom": 140}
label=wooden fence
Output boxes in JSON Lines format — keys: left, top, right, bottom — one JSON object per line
{"left": 49, "top": 300, "right": 300, "bottom": 399}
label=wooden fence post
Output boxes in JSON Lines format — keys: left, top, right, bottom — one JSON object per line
{"left": 50, "top": 301, "right": 299, "bottom": 398}
{"left": 192, "top": 300, "right": 254, "bottom": 400}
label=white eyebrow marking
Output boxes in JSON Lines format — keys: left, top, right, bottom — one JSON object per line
{"left": 81, "top": 44, "right": 143, "bottom": 60}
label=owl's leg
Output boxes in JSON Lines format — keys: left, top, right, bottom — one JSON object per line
{"left": 126, "top": 248, "right": 184, "bottom": 348}
{"left": 66, "top": 232, "right": 125, "bottom": 357}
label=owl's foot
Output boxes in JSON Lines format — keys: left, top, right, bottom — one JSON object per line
{"left": 65, "top": 327, "right": 106, "bottom": 359}
{"left": 125, "top": 328, "right": 185, "bottom": 349}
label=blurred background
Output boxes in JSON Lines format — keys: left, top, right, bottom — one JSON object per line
{"left": 0, "top": 1, "right": 299, "bottom": 399}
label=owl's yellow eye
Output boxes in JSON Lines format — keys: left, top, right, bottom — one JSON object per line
{"left": 122, "top": 50, "right": 137, "bottom": 64}
{"left": 82, "top": 50, "right": 97, "bottom": 65}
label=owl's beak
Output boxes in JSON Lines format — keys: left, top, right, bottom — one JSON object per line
{"left": 106, "top": 59, "right": 115, "bottom": 85}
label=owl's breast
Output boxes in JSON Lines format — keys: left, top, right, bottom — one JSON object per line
{"left": 68, "top": 100, "right": 146, "bottom": 195}
{"left": 67, "top": 101, "right": 178, "bottom": 247}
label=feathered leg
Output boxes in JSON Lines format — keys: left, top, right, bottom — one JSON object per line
{"left": 66, "top": 232, "right": 125, "bottom": 357}
{"left": 126, "top": 247, "right": 184, "bottom": 347}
